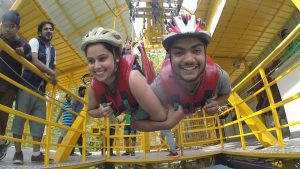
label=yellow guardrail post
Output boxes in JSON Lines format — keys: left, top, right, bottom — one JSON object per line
{"left": 142, "top": 132, "right": 146, "bottom": 159}
{"left": 44, "top": 85, "right": 57, "bottom": 166}
{"left": 143, "top": 132, "right": 150, "bottom": 153}
{"left": 234, "top": 102, "right": 246, "bottom": 150}
{"left": 82, "top": 109, "right": 88, "bottom": 161}
{"left": 202, "top": 111, "right": 209, "bottom": 141}
{"left": 105, "top": 118, "right": 109, "bottom": 159}
{"left": 216, "top": 115, "right": 224, "bottom": 150}
{"left": 178, "top": 123, "right": 184, "bottom": 156}
{"left": 230, "top": 92, "right": 245, "bottom": 149}
{"left": 228, "top": 92, "right": 278, "bottom": 147}
{"left": 54, "top": 110, "right": 86, "bottom": 162}
{"left": 115, "top": 123, "right": 119, "bottom": 156}
{"left": 259, "top": 68, "right": 284, "bottom": 149}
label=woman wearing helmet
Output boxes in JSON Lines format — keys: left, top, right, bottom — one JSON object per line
{"left": 81, "top": 27, "right": 184, "bottom": 129}
{"left": 132, "top": 14, "right": 231, "bottom": 132}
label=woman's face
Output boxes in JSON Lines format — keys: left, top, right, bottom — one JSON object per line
{"left": 86, "top": 43, "right": 117, "bottom": 85}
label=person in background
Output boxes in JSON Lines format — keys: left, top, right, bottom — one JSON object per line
{"left": 0, "top": 10, "right": 31, "bottom": 161}
{"left": 160, "top": 130, "right": 178, "bottom": 157}
{"left": 56, "top": 94, "right": 73, "bottom": 146}
{"left": 117, "top": 114, "right": 136, "bottom": 156}
{"left": 70, "top": 86, "right": 92, "bottom": 156}
{"left": 12, "top": 21, "right": 57, "bottom": 165}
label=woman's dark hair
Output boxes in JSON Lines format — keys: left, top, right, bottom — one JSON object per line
{"left": 2, "top": 10, "right": 20, "bottom": 27}
{"left": 38, "top": 21, "right": 54, "bottom": 33}
{"left": 84, "top": 42, "right": 121, "bottom": 57}
{"left": 78, "top": 86, "right": 86, "bottom": 93}
{"left": 280, "top": 28, "right": 289, "bottom": 39}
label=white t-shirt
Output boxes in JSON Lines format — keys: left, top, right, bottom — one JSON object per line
{"left": 29, "top": 38, "right": 56, "bottom": 67}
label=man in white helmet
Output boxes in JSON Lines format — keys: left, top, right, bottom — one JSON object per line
{"left": 132, "top": 14, "right": 231, "bottom": 131}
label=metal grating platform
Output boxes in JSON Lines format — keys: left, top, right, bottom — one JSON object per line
{"left": 0, "top": 137, "right": 299, "bottom": 168}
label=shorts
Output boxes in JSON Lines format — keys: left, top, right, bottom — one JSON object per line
{"left": 0, "top": 86, "right": 16, "bottom": 135}
{"left": 12, "top": 90, "right": 46, "bottom": 138}
{"left": 124, "top": 125, "right": 137, "bottom": 141}
{"left": 124, "top": 125, "right": 137, "bottom": 135}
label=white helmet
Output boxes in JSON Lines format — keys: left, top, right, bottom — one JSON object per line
{"left": 81, "top": 27, "right": 123, "bottom": 54}
{"left": 163, "top": 14, "right": 211, "bottom": 50}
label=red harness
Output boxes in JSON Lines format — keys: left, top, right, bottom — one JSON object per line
{"left": 160, "top": 56, "right": 219, "bottom": 114}
{"left": 92, "top": 43, "right": 156, "bottom": 116}
{"left": 92, "top": 54, "right": 138, "bottom": 116}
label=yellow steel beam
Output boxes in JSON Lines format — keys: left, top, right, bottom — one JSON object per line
{"left": 59, "top": 65, "right": 88, "bottom": 77}
{"left": 44, "top": 86, "right": 57, "bottom": 166}
{"left": 228, "top": 92, "right": 278, "bottom": 147}
{"left": 10, "top": 0, "right": 22, "bottom": 10}
{"left": 259, "top": 68, "right": 284, "bottom": 148}
{"left": 67, "top": 73, "right": 74, "bottom": 89}
{"left": 55, "top": 0, "right": 82, "bottom": 37}
{"left": 114, "top": 3, "right": 128, "bottom": 16}
{"left": 291, "top": 0, "right": 300, "bottom": 10}
{"left": 233, "top": 23, "right": 300, "bottom": 91}
{"left": 67, "top": 3, "right": 128, "bottom": 37}
{"left": 87, "top": 0, "right": 103, "bottom": 26}
{"left": 114, "top": 0, "right": 129, "bottom": 37}
{"left": 205, "top": 0, "right": 226, "bottom": 37}
{"left": 88, "top": 0, "right": 102, "bottom": 26}
{"left": 104, "top": 0, "right": 117, "bottom": 17}
{"left": 112, "top": 16, "right": 116, "bottom": 29}
{"left": 54, "top": 112, "right": 85, "bottom": 162}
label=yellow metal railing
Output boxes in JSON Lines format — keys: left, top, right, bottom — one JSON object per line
{"left": 0, "top": 38, "right": 93, "bottom": 166}
{"left": 211, "top": 23, "right": 300, "bottom": 151}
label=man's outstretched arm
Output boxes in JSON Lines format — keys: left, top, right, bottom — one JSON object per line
{"left": 131, "top": 105, "right": 185, "bottom": 132}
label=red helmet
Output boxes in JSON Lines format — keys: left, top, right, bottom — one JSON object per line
{"left": 163, "top": 14, "right": 211, "bottom": 50}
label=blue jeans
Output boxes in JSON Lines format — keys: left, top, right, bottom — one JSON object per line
{"left": 161, "top": 130, "right": 176, "bottom": 153}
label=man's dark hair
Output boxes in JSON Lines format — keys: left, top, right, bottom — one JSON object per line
{"left": 280, "top": 28, "right": 289, "bottom": 39}
{"left": 78, "top": 86, "right": 86, "bottom": 93}
{"left": 2, "top": 10, "right": 20, "bottom": 27}
{"left": 37, "top": 21, "right": 54, "bottom": 33}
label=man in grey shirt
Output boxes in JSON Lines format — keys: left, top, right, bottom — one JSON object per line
{"left": 132, "top": 14, "right": 231, "bottom": 131}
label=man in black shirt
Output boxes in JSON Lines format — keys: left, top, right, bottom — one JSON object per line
{"left": 0, "top": 10, "right": 31, "bottom": 160}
